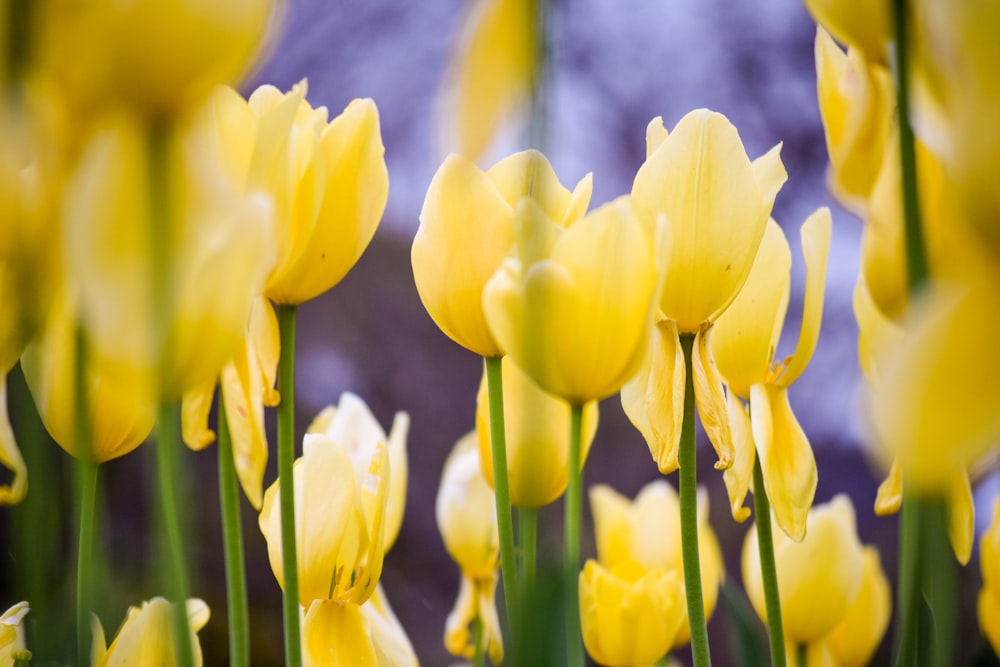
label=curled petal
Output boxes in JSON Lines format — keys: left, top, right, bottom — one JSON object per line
{"left": 181, "top": 379, "right": 216, "bottom": 451}
{"left": 874, "top": 458, "right": 902, "bottom": 516}
{"left": 693, "top": 328, "right": 733, "bottom": 471}
{"left": 302, "top": 600, "right": 378, "bottom": 667}
{"left": 0, "top": 378, "right": 26, "bottom": 505}
{"left": 221, "top": 340, "right": 268, "bottom": 510}
{"left": 444, "top": 575, "right": 504, "bottom": 664}
{"left": 722, "top": 390, "right": 754, "bottom": 523}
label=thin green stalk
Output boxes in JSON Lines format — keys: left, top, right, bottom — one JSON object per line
{"left": 924, "top": 502, "right": 955, "bottom": 666}
{"left": 484, "top": 356, "right": 518, "bottom": 628}
{"left": 564, "top": 402, "right": 584, "bottom": 667}
{"left": 678, "top": 333, "right": 711, "bottom": 667}
{"left": 155, "top": 402, "right": 195, "bottom": 667}
{"left": 473, "top": 614, "right": 485, "bottom": 667}
{"left": 518, "top": 506, "right": 538, "bottom": 592}
{"left": 217, "top": 401, "right": 250, "bottom": 667}
{"left": 277, "top": 304, "right": 303, "bottom": 667}
{"left": 74, "top": 325, "right": 97, "bottom": 667}
{"left": 752, "top": 456, "right": 787, "bottom": 667}
{"left": 797, "top": 644, "right": 807, "bottom": 667}
{"left": 894, "top": 496, "right": 922, "bottom": 667}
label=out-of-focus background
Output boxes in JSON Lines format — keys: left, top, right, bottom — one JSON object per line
{"left": 3, "top": 0, "right": 999, "bottom": 665}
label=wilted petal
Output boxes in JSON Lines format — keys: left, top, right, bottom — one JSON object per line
{"left": 692, "top": 328, "right": 733, "bottom": 471}
{"left": 874, "top": 458, "right": 902, "bottom": 516}
{"left": 0, "top": 378, "right": 26, "bottom": 505}
{"left": 221, "top": 340, "right": 268, "bottom": 510}
{"left": 181, "top": 378, "right": 216, "bottom": 451}
{"left": 722, "top": 390, "right": 754, "bottom": 523}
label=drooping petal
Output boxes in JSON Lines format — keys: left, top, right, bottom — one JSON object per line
{"left": 363, "top": 585, "right": 419, "bottom": 667}
{"left": 692, "top": 328, "right": 733, "bottom": 471}
{"left": 750, "top": 383, "right": 817, "bottom": 542}
{"left": 302, "top": 599, "right": 378, "bottom": 667}
{"left": 621, "top": 320, "right": 684, "bottom": 474}
{"left": 478, "top": 575, "right": 505, "bottom": 665}
{"left": 779, "top": 207, "right": 832, "bottom": 387}
{"left": 250, "top": 296, "right": 280, "bottom": 407}
{"left": 221, "top": 340, "right": 268, "bottom": 510}
{"left": 181, "top": 378, "right": 216, "bottom": 451}
{"left": 722, "top": 390, "right": 755, "bottom": 523}
{"left": 0, "top": 377, "right": 27, "bottom": 505}
{"left": 444, "top": 575, "right": 478, "bottom": 660}
{"left": 874, "top": 458, "right": 902, "bottom": 516}
{"left": 947, "top": 468, "right": 974, "bottom": 566}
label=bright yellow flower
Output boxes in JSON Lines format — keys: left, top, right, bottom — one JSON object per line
{"left": 206, "top": 81, "right": 388, "bottom": 305}
{"left": 475, "top": 355, "right": 598, "bottom": 508}
{"left": 802, "top": 0, "right": 891, "bottom": 64}
{"left": 436, "top": 432, "right": 503, "bottom": 664}
{"left": 34, "top": 0, "right": 278, "bottom": 118}
{"left": 483, "top": 195, "right": 655, "bottom": 404}
{"left": 814, "top": 27, "right": 894, "bottom": 215}
{"left": 979, "top": 499, "right": 1000, "bottom": 657}
{"left": 65, "top": 111, "right": 275, "bottom": 402}
{"left": 742, "top": 495, "right": 864, "bottom": 644}
{"left": 413, "top": 149, "right": 591, "bottom": 357}
{"left": 0, "top": 602, "right": 29, "bottom": 663}
{"left": 91, "top": 597, "right": 209, "bottom": 667}
{"left": 578, "top": 559, "right": 684, "bottom": 667}
{"left": 441, "top": 0, "right": 536, "bottom": 161}
{"left": 624, "top": 110, "right": 786, "bottom": 473}
{"left": 710, "top": 211, "right": 831, "bottom": 541}
{"left": 21, "top": 285, "right": 156, "bottom": 463}
{"left": 306, "top": 393, "right": 409, "bottom": 552}
{"left": 258, "top": 432, "right": 389, "bottom": 607}
{"left": 589, "top": 481, "right": 724, "bottom": 649}
{"left": 826, "top": 547, "right": 891, "bottom": 667}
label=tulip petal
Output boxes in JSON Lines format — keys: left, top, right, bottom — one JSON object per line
{"left": 779, "top": 207, "right": 832, "bottom": 387}
{"left": 364, "top": 585, "right": 419, "bottom": 667}
{"left": 302, "top": 599, "right": 378, "bottom": 667}
{"left": 444, "top": 575, "right": 480, "bottom": 660}
{"left": 0, "top": 377, "right": 26, "bottom": 505}
{"left": 852, "top": 272, "right": 901, "bottom": 386}
{"left": 750, "top": 383, "right": 817, "bottom": 542}
{"left": 693, "top": 328, "right": 733, "bottom": 471}
{"left": 181, "top": 378, "right": 216, "bottom": 451}
{"left": 589, "top": 484, "right": 634, "bottom": 568}
{"left": 562, "top": 172, "right": 593, "bottom": 228}
{"left": 947, "top": 469, "right": 974, "bottom": 566}
{"left": 221, "top": 341, "right": 268, "bottom": 510}
{"left": 750, "top": 143, "right": 788, "bottom": 215}
{"left": 646, "top": 116, "right": 669, "bottom": 157}
{"left": 723, "top": 390, "right": 755, "bottom": 522}
{"left": 826, "top": 547, "right": 892, "bottom": 667}
{"left": 486, "top": 149, "right": 573, "bottom": 223}
{"left": 250, "top": 297, "right": 280, "bottom": 407}
{"left": 621, "top": 320, "right": 684, "bottom": 474}
{"left": 874, "top": 458, "right": 902, "bottom": 516}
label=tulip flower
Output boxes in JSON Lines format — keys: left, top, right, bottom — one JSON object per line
{"left": 802, "top": 0, "right": 891, "bottom": 64}
{"left": 590, "top": 481, "right": 724, "bottom": 649}
{"left": 441, "top": 0, "right": 536, "bottom": 160}
{"left": 826, "top": 548, "right": 891, "bottom": 667}
{"left": 742, "top": 495, "right": 866, "bottom": 646}
{"left": 413, "top": 149, "right": 591, "bottom": 357}
{"left": 258, "top": 431, "right": 389, "bottom": 607}
{"left": 0, "top": 602, "right": 29, "bottom": 663}
{"left": 475, "top": 355, "right": 598, "bottom": 508}
{"left": 979, "top": 499, "right": 1000, "bottom": 657}
{"left": 436, "top": 432, "right": 503, "bottom": 664}
{"left": 578, "top": 559, "right": 684, "bottom": 667}
{"left": 624, "top": 109, "right": 787, "bottom": 472}
{"left": 710, "top": 211, "right": 831, "bottom": 541}
{"left": 91, "top": 597, "right": 210, "bottom": 667}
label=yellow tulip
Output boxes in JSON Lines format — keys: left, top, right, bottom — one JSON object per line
{"left": 306, "top": 393, "right": 409, "bottom": 552}
{"left": 711, "top": 211, "right": 831, "bottom": 541}
{"left": 590, "top": 481, "right": 724, "bottom": 649}
{"left": 21, "top": 286, "right": 156, "bottom": 463}
{"left": 65, "top": 111, "right": 275, "bottom": 402}
{"left": 742, "top": 495, "right": 865, "bottom": 644}
{"left": 483, "top": 195, "right": 655, "bottom": 404}
{"left": 802, "top": 0, "right": 891, "bottom": 64}
{"left": 258, "top": 433, "right": 389, "bottom": 606}
{"left": 826, "top": 547, "right": 891, "bottom": 667}
{"left": 814, "top": 27, "right": 894, "bottom": 215}
{"left": 436, "top": 432, "right": 503, "bottom": 664}
{"left": 91, "top": 597, "right": 209, "bottom": 667}
{"left": 206, "top": 81, "right": 388, "bottom": 305}
{"left": 413, "top": 149, "right": 591, "bottom": 357}
{"left": 34, "top": 0, "right": 277, "bottom": 118}
{"left": 578, "top": 559, "right": 684, "bottom": 667}
{"left": 979, "top": 499, "right": 1000, "bottom": 657}
{"left": 475, "top": 355, "right": 598, "bottom": 508}
{"left": 441, "top": 0, "right": 536, "bottom": 160}
{"left": 0, "top": 602, "right": 29, "bottom": 664}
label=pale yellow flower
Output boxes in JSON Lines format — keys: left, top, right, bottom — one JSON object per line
{"left": 0, "top": 602, "right": 29, "bottom": 664}
{"left": 91, "top": 598, "right": 209, "bottom": 667}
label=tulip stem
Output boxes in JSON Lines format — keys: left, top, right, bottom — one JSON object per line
{"left": 155, "top": 402, "right": 196, "bottom": 667}
{"left": 518, "top": 507, "right": 538, "bottom": 592}
{"left": 217, "top": 401, "right": 250, "bottom": 667}
{"left": 473, "top": 615, "right": 485, "bottom": 667}
{"left": 484, "top": 356, "right": 518, "bottom": 631}
{"left": 894, "top": 495, "right": 922, "bottom": 667}
{"left": 277, "top": 304, "right": 303, "bottom": 667}
{"left": 796, "top": 643, "right": 807, "bottom": 667}
{"left": 752, "top": 456, "right": 787, "bottom": 667}
{"left": 678, "top": 333, "right": 711, "bottom": 667}
{"left": 74, "top": 325, "right": 97, "bottom": 667}
{"left": 564, "top": 402, "right": 585, "bottom": 667}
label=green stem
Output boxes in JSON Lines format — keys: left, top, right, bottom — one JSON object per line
{"left": 518, "top": 506, "right": 538, "bottom": 592}
{"left": 484, "top": 356, "right": 518, "bottom": 629}
{"left": 74, "top": 325, "right": 97, "bottom": 667}
{"left": 473, "top": 614, "right": 485, "bottom": 667}
{"left": 156, "top": 402, "right": 195, "bottom": 667}
{"left": 564, "top": 403, "right": 584, "bottom": 667}
{"left": 277, "top": 304, "right": 303, "bottom": 667}
{"left": 895, "top": 496, "right": 922, "bottom": 667}
{"left": 678, "top": 333, "right": 711, "bottom": 667}
{"left": 797, "top": 643, "right": 807, "bottom": 667}
{"left": 752, "top": 456, "right": 787, "bottom": 667}
{"left": 217, "top": 400, "right": 250, "bottom": 667}
{"left": 924, "top": 501, "right": 955, "bottom": 666}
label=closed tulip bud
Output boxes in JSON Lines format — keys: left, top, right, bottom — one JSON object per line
{"left": 826, "top": 547, "right": 891, "bottom": 667}
{"left": 483, "top": 195, "right": 655, "bottom": 404}
{"left": 0, "top": 602, "right": 29, "bottom": 664}
{"left": 413, "top": 149, "right": 591, "bottom": 357}
{"left": 475, "top": 356, "right": 598, "bottom": 508}
{"left": 91, "top": 597, "right": 209, "bottom": 667}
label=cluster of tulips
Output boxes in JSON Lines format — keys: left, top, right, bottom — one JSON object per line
{"left": 3, "top": 0, "right": 1000, "bottom": 665}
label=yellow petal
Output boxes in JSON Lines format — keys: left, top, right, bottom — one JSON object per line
{"left": 221, "top": 343, "right": 268, "bottom": 511}
{"left": 980, "top": 500, "right": 1000, "bottom": 657}
{"left": 750, "top": 143, "right": 788, "bottom": 217}
{"left": 589, "top": 484, "right": 636, "bottom": 569}
{"left": 0, "top": 602, "right": 28, "bottom": 663}
{"left": 803, "top": 0, "right": 891, "bottom": 63}
{"left": 0, "top": 378, "right": 26, "bottom": 505}
{"left": 485, "top": 149, "right": 575, "bottom": 224}
{"left": 94, "top": 597, "right": 208, "bottom": 667}
{"left": 363, "top": 585, "right": 419, "bottom": 667}
{"left": 693, "top": 328, "right": 733, "bottom": 471}
{"left": 181, "top": 379, "right": 216, "bottom": 451}
{"left": 852, "top": 272, "right": 901, "bottom": 387}
{"left": 749, "top": 384, "right": 817, "bottom": 542}
{"left": 437, "top": 432, "right": 499, "bottom": 579}
{"left": 722, "top": 391, "right": 754, "bottom": 523}
{"left": 779, "top": 207, "right": 832, "bottom": 387}
{"left": 946, "top": 468, "right": 974, "bottom": 566}
{"left": 826, "top": 547, "right": 891, "bottom": 667}
{"left": 620, "top": 320, "right": 684, "bottom": 475}
{"left": 412, "top": 153, "right": 513, "bottom": 357}
{"left": 645, "top": 117, "right": 669, "bottom": 158}
{"left": 631, "top": 109, "right": 785, "bottom": 332}
{"left": 251, "top": 296, "right": 281, "bottom": 407}
{"left": 478, "top": 576, "right": 505, "bottom": 665}
{"left": 302, "top": 600, "right": 378, "bottom": 667}
{"left": 874, "top": 458, "right": 902, "bottom": 516}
